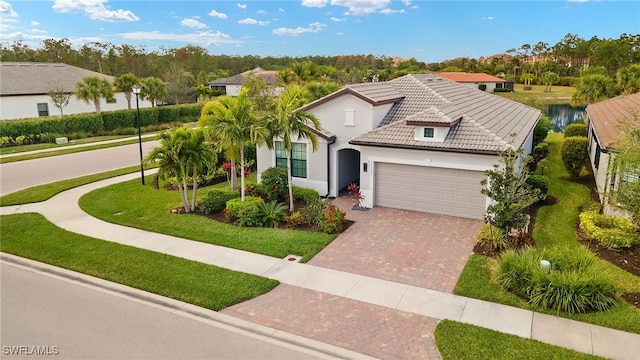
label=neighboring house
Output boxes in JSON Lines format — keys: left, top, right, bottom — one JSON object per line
{"left": 586, "top": 92, "right": 640, "bottom": 213}
{"left": 0, "top": 62, "right": 150, "bottom": 120}
{"left": 257, "top": 74, "right": 541, "bottom": 219}
{"left": 208, "top": 67, "right": 280, "bottom": 96}
{"left": 436, "top": 72, "right": 509, "bottom": 92}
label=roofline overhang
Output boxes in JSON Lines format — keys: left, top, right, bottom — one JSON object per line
{"left": 348, "top": 140, "right": 499, "bottom": 156}
{"left": 406, "top": 117, "right": 462, "bottom": 128}
{"left": 301, "top": 87, "right": 403, "bottom": 112}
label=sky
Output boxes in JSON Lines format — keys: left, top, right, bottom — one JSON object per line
{"left": 0, "top": 0, "right": 639, "bottom": 64}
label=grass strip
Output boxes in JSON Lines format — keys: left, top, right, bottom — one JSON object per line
{"left": 434, "top": 320, "right": 605, "bottom": 360}
{"left": 0, "top": 165, "right": 155, "bottom": 206}
{"left": 79, "top": 176, "right": 336, "bottom": 262}
{"left": 0, "top": 213, "right": 278, "bottom": 311}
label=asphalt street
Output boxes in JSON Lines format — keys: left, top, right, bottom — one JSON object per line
{"left": 0, "top": 141, "right": 158, "bottom": 196}
{"left": 0, "top": 261, "right": 331, "bottom": 360}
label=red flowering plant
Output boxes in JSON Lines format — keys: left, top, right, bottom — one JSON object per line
{"left": 321, "top": 203, "right": 347, "bottom": 234}
{"left": 347, "top": 183, "right": 359, "bottom": 195}
{"left": 221, "top": 161, "right": 233, "bottom": 185}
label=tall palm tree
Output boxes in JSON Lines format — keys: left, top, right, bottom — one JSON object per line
{"left": 199, "top": 90, "right": 268, "bottom": 200}
{"left": 140, "top": 77, "right": 167, "bottom": 108}
{"left": 75, "top": 76, "right": 113, "bottom": 113}
{"left": 114, "top": 73, "right": 139, "bottom": 109}
{"left": 266, "top": 85, "right": 321, "bottom": 211}
{"left": 144, "top": 127, "right": 216, "bottom": 212}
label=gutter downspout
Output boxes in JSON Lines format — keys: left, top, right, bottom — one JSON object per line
{"left": 326, "top": 136, "right": 336, "bottom": 198}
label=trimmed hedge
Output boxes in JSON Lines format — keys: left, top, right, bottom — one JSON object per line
{"left": 564, "top": 123, "right": 587, "bottom": 138}
{"left": 292, "top": 186, "right": 320, "bottom": 204}
{"left": 201, "top": 189, "right": 240, "bottom": 214}
{"left": 579, "top": 210, "right": 640, "bottom": 249}
{"left": 526, "top": 175, "right": 550, "bottom": 200}
{"left": 561, "top": 136, "right": 589, "bottom": 179}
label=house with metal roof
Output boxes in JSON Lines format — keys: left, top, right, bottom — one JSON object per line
{"left": 586, "top": 92, "right": 640, "bottom": 213}
{"left": 256, "top": 74, "right": 541, "bottom": 219}
{"left": 0, "top": 62, "right": 151, "bottom": 120}
{"left": 208, "top": 67, "right": 280, "bottom": 97}
{"left": 436, "top": 72, "right": 510, "bottom": 93}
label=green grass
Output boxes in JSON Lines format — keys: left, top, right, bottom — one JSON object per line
{"left": 0, "top": 136, "right": 159, "bottom": 164}
{"left": 79, "top": 175, "right": 336, "bottom": 262}
{"left": 0, "top": 165, "right": 155, "bottom": 206}
{"left": 495, "top": 84, "right": 576, "bottom": 106}
{"left": 453, "top": 133, "right": 640, "bottom": 334}
{"left": 434, "top": 320, "right": 605, "bottom": 360}
{"left": 0, "top": 213, "right": 278, "bottom": 311}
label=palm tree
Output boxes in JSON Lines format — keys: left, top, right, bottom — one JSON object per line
{"left": 266, "top": 85, "right": 321, "bottom": 211}
{"left": 571, "top": 74, "right": 615, "bottom": 106}
{"left": 199, "top": 90, "right": 268, "bottom": 200}
{"left": 75, "top": 76, "right": 113, "bottom": 113}
{"left": 144, "top": 127, "right": 216, "bottom": 212}
{"left": 541, "top": 71, "right": 559, "bottom": 92}
{"left": 521, "top": 73, "right": 535, "bottom": 87}
{"left": 114, "top": 73, "right": 139, "bottom": 109}
{"left": 140, "top": 77, "right": 167, "bottom": 108}
{"left": 617, "top": 64, "right": 640, "bottom": 95}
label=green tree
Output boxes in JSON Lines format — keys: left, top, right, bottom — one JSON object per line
{"left": 617, "top": 65, "right": 640, "bottom": 95}
{"left": 303, "top": 81, "right": 342, "bottom": 102}
{"left": 533, "top": 115, "right": 551, "bottom": 146}
{"left": 521, "top": 73, "right": 534, "bottom": 87}
{"left": 140, "top": 77, "right": 167, "bottom": 108}
{"left": 144, "top": 127, "right": 216, "bottom": 213}
{"left": 113, "top": 73, "right": 139, "bottom": 109}
{"left": 561, "top": 136, "right": 589, "bottom": 179}
{"left": 571, "top": 74, "right": 615, "bottom": 106}
{"left": 480, "top": 144, "right": 542, "bottom": 247}
{"left": 611, "top": 120, "right": 640, "bottom": 226}
{"left": 47, "top": 86, "right": 72, "bottom": 116}
{"left": 242, "top": 74, "right": 272, "bottom": 113}
{"left": 541, "top": 71, "right": 559, "bottom": 92}
{"left": 194, "top": 84, "right": 213, "bottom": 103}
{"left": 266, "top": 85, "right": 322, "bottom": 211}
{"left": 198, "top": 90, "right": 268, "bottom": 200}
{"left": 74, "top": 76, "right": 113, "bottom": 114}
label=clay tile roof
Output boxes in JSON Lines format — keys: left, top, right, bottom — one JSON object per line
{"left": 208, "top": 67, "right": 278, "bottom": 86}
{"left": 587, "top": 92, "right": 640, "bottom": 149}
{"left": 436, "top": 72, "right": 506, "bottom": 84}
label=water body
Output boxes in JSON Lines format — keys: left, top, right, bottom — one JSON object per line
{"left": 544, "top": 104, "right": 586, "bottom": 132}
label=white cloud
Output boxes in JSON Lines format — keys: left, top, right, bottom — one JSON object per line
{"left": 481, "top": 16, "right": 494, "bottom": 21}
{"left": 52, "top": 0, "right": 139, "bottom": 22}
{"left": 330, "top": 16, "right": 346, "bottom": 21}
{"left": 31, "top": 21, "right": 40, "bottom": 26}
{"left": 0, "top": 1, "right": 18, "bottom": 18}
{"left": 402, "top": 0, "right": 411, "bottom": 5}
{"left": 181, "top": 18, "right": 207, "bottom": 29}
{"left": 279, "top": 8, "right": 285, "bottom": 12}
{"left": 237, "top": 3, "right": 247, "bottom": 9}
{"left": 30, "top": 28, "right": 47, "bottom": 34}
{"left": 257, "top": 10, "right": 266, "bottom": 15}
{"left": 330, "top": 0, "right": 390, "bottom": 15}
{"left": 379, "top": 8, "right": 405, "bottom": 15}
{"left": 238, "top": 17, "right": 269, "bottom": 25}
{"left": 301, "top": 0, "right": 328, "bottom": 7}
{"left": 273, "top": 22, "right": 326, "bottom": 36}
{"left": 119, "top": 30, "right": 242, "bottom": 47}
{"left": 208, "top": 9, "right": 227, "bottom": 19}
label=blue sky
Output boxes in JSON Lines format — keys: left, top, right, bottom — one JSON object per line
{"left": 1, "top": 0, "right": 638, "bottom": 63}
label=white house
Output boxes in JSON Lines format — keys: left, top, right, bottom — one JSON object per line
{"left": 436, "top": 72, "right": 509, "bottom": 93}
{"left": 0, "top": 62, "right": 151, "bottom": 120}
{"left": 586, "top": 92, "right": 640, "bottom": 214}
{"left": 208, "top": 67, "right": 280, "bottom": 97}
{"left": 257, "top": 74, "right": 540, "bottom": 220}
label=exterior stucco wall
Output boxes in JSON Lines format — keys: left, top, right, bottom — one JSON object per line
{"left": 225, "top": 85, "right": 243, "bottom": 96}
{"left": 0, "top": 92, "right": 152, "bottom": 120}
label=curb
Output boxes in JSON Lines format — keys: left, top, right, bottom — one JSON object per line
{"left": 0, "top": 253, "right": 378, "bottom": 360}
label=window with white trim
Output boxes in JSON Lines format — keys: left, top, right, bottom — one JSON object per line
{"left": 275, "top": 141, "right": 307, "bottom": 178}
{"left": 37, "top": 103, "right": 49, "bottom": 117}
{"left": 423, "top": 127, "right": 434, "bottom": 138}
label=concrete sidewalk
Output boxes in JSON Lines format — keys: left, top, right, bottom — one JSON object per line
{"left": 2, "top": 172, "right": 639, "bottom": 360}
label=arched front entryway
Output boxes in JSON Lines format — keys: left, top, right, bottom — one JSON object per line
{"left": 337, "top": 148, "right": 361, "bottom": 192}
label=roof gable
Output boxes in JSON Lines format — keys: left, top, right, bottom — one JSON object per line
{"left": 209, "top": 67, "right": 278, "bottom": 86}
{"left": 587, "top": 92, "right": 640, "bottom": 149}
{"left": 0, "top": 62, "right": 115, "bottom": 96}
{"left": 301, "top": 82, "right": 404, "bottom": 111}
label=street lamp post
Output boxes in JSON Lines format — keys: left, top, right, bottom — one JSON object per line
{"left": 132, "top": 84, "right": 145, "bottom": 185}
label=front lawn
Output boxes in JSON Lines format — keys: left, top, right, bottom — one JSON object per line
{"left": 454, "top": 133, "right": 640, "bottom": 334}
{"left": 0, "top": 213, "right": 278, "bottom": 310}
{"left": 79, "top": 175, "right": 336, "bottom": 262}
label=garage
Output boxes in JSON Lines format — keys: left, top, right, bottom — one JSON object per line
{"left": 375, "top": 162, "right": 487, "bottom": 219}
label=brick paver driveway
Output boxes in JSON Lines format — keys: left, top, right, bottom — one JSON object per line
{"left": 223, "top": 197, "right": 483, "bottom": 360}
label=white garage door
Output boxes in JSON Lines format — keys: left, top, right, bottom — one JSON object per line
{"left": 375, "top": 162, "right": 486, "bottom": 219}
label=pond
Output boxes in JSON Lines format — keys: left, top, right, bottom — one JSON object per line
{"left": 544, "top": 104, "right": 586, "bottom": 132}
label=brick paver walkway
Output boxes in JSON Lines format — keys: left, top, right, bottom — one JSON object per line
{"left": 222, "top": 197, "right": 483, "bottom": 359}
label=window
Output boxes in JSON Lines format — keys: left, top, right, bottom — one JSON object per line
{"left": 37, "top": 103, "right": 49, "bottom": 117}
{"left": 594, "top": 143, "right": 601, "bottom": 169}
{"left": 275, "top": 141, "right": 307, "bottom": 178}
{"left": 423, "top": 128, "right": 434, "bottom": 138}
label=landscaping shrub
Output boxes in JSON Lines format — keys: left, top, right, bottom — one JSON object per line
{"left": 526, "top": 175, "right": 550, "bottom": 201}
{"left": 497, "top": 246, "right": 617, "bottom": 313}
{"left": 476, "top": 224, "right": 508, "bottom": 251}
{"left": 102, "top": 110, "right": 135, "bottom": 131}
{"left": 225, "top": 196, "right": 264, "bottom": 226}
{"left": 260, "top": 167, "right": 288, "bottom": 202}
{"left": 579, "top": 210, "right": 640, "bottom": 249}
{"left": 292, "top": 186, "right": 320, "bottom": 205}
{"left": 201, "top": 189, "right": 239, "bottom": 214}
{"left": 478, "top": 83, "right": 487, "bottom": 91}
{"left": 523, "top": 85, "right": 533, "bottom": 91}
{"left": 301, "top": 197, "right": 331, "bottom": 227}
{"left": 284, "top": 211, "right": 306, "bottom": 228}
{"left": 564, "top": 123, "right": 587, "bottom": 138}
{"left": 0, "top": 136, "right": 14, "bottom": 147}
{"left": 561, "top": 136, "right": 588, "bottom": 179}
{"left": 533, "top": 142, "right": 549, "bottom": 161}
{"left": 533, "top": 116, "right": 551, "bottom": 147}
{"left": 493, "top": 88, "right": 511, "bottom": 93}
{"left": 258, "top": 200, "right": 287, "bottom": 228}
{"left": 321, "top": 203, "right": 347, "bottom": 234}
